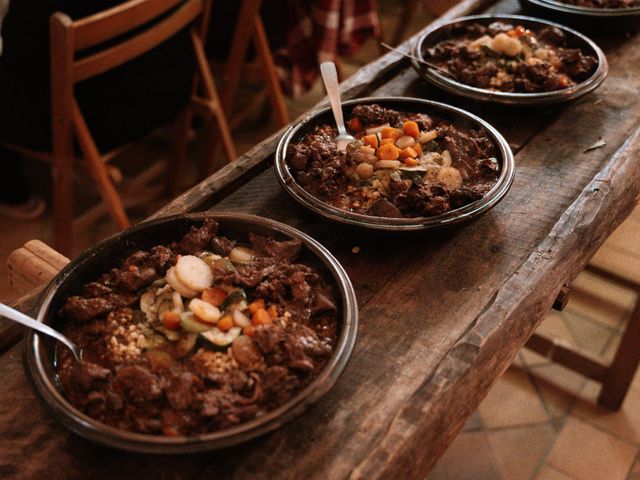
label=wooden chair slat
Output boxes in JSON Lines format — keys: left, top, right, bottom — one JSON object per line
{"left": 73, "top": 0, "right": 202, "bottom": 82}
{"left": 73, "top": 0, "right": 185, "bottom": 51}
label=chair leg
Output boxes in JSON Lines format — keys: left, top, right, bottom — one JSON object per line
{"left": 72, "top": 101, "right": 130, "bottom": 230}
{"left": 191, "top": 30, "right": 238, "bottom": 168}
{"left": 391, "top": 0, "right": 419, "bottom": 46}
{"left": 221, "top": 0, "right": 263, "bottom": 116}
{"left": 253, "top": 15, "right": 289, "bottom": 127}
{"left": 598, "top": 297, "right": 640, "bottom": 410}
{"left": 166, "top": 107, "right": 192, "bottom": 196}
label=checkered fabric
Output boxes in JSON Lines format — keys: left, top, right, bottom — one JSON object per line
{"left": 274, "top": 0, "right": 380, "bottom": 97}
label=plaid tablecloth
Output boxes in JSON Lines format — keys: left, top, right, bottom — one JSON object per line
{"left": 274, "top": 0, "right": 380, "bottom": 97}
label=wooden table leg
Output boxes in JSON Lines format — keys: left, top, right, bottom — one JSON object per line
{"left": 598, "top": 299, "right": 640, "bottom": 410}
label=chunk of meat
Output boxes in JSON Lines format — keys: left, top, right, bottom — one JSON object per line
{"left": 60, "top": 296, "right": 113, "bottom": 323}
{"left": 249, "top": 234, "right": 302, "bottom": 262}
{"left": 165, "top": 372, "right": 197, "bottom": 410}
{"left": 367, "top": 198, "right": 403, "bottom": 218}
{"left": 71, "top": 361, "right": 111, "bottom": 391}
{"left": 178, "top": 218, "right": 219, "bottom": 254}
{"left": 114, "top": 365, "right": 163, "bottom": 404}
{"left": 210, "top": 236, "right": 236, "bottom": 256}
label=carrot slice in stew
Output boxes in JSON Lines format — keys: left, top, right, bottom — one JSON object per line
{"left": 402, "top": 121, "right": 420, "bottom": 138}
{"left": 376, "top": 143, "right": 401, "bottom": 161}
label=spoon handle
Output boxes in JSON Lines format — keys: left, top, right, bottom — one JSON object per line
{"left": 0, "top": 303, "right": 79, "bottom": 357}
{"left": 320, "top": 62, "right": 347, "bottom": 136}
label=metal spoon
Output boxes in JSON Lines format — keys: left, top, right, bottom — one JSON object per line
{"left": 0, "top": 303, "right": 82, "bottom": 361}
{"left": 380, "top": 42, "right": 456, "bottom": 80}
{"left": 320, "top": 61, "right": 356, "bottom": 151}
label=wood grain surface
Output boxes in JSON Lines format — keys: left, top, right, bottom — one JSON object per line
{"left": 2, "top": 0, "right": 640, "bottom": 478}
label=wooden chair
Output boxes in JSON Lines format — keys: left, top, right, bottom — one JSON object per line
{"left": 526, "top": 264, "right": 640, "bottom": 411}
{"left": 390, "top": 0, "right": 461, "bottom": 45}
{"left": 4, "top": 0, "right": 237, "bottom": 255}
{"left": 219, "top": 0, "right": 289, "bottom": 128}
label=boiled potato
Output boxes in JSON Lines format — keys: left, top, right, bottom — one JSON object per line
{"left": 166, "top": 267, "right": 198, "bottom": 298}
{"left": 188, "top": 298, "right": 221, "bottom": 324}
{"left": 175, "top": 255, "right": 214, "bottom": 292}
{"left": 229, "top": 246, "right": 255, "bottom": 264}
{"left": 437, "top": 167, "right": 463, "bottom": 189}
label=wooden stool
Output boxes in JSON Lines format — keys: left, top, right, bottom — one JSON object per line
{"left": 526, "top": 265, "right": 640, "bottom": 411}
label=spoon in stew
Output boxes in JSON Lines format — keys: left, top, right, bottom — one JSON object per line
{"left": 320, "top": 61, "right": 356, "bottom": 151}
{"left": 380, "top": 42, "right": 456, "bottom": 80}
{"left": 0, "top": 303, "right": 82, "bottom": 361}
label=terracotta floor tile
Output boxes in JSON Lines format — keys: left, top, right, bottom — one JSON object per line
{"left": 567, "top": 271, "right": 636, "bottom": 329}
{"left": 573, "top": 386, "right": 640, "bottom": 445}
{"left": 546, "top": 417, "right": 637, "bottom": 480}
{"left": 535, "top": 311, "right": 579, "bottom": 348}
{"left": 535, "top": 466, "right": 577, "bottom": 480}
{"left": 591, "top": 245, "right": 640, "bottom": 285}
{"left": 487, "top": 424, "right": 556, "bottom": 480}
{"left": 462, "top": 411, "right": 483, "bottom": 432}
{"left": 530, "top": 364, "right": 586, "bottom": 421}
{"left": 478, "top": 367, "right": 549, "bottom": 429}
{"left": 603, "top": 220, "right": 640, "bottom": 260}
{"left": 428, "top": 431, "right": 500, "bottom": 480}
{"left": 560, "top": 310, "right": 616, "bottom": 358}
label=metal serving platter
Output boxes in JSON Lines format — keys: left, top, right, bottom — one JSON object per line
{"left": 411, "top": 14, "right": 608, "bottom": 106}
{"left": 519, "top": 0, "right": 640, "bottom": 33}
{"left": 275, "top": 96, "right": 515, "bottom": 231}
{"left": 25, "top": 212, "right": 358, "bottom": 453}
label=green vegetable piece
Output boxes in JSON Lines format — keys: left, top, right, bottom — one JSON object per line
{"left": 199, "top": 327, "right": 242, "bottom": 348}
{"left": 179, "top": 312, "right": 214, "bottom": 333}
{"left": 221, "top": 289, "right": 247, "bottom": 309}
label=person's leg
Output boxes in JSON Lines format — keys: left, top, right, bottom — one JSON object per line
{"left": 0, "top": 64, "right": 48, "bottom": 219}
{"left": 0, "top": 146, "right": 29, "bottom": 204}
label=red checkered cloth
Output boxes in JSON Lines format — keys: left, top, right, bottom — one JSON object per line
{"left": 274, "top": 0, "right": 380, "bottom": 97}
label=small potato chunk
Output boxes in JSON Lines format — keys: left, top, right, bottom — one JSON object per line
{"left": 229, "top": 246, "right": 255, "bottom": 264}
{"left": 175, "top": 255, "right": 214, "bottom": 292}
{"left": 395, "top": 135, "right": 416, "bottom": 150}
{"left": 437, "top": 167, "right": 463, "bottom": 189}
{"left": 356, "top": 162, "right": 374, "bottom": 179}
{"left": 188, "top": 298, "right": 221, "bottom": 324}
{"left": 375, "top": 160, "right": 401, "bottom": 170}
{"left": 418, "top": 130, "right": 438, "bottom": 144}
{"left": 166, "top": 267, "right": 198, "bottom": 298}
{"left": 503, "top": 37, "right": 522, "bottom": 57}
{"left": 490, "top": 33, "right": 511, "bottom": 53}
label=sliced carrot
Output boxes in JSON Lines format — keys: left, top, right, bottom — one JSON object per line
{"left": 413, "top": 142, "right": 422, "bottom": 155}
{"left": 252, "top": 308, "right": 272, "bottom": 326}
{"left": 243, "top": 325, "right": 256, "bottom": 337}
{"left": 201, "top": 287, "right": 227, "bottom": 307}
{"left": 161, "top": 311, "right": 181, "bottom": 330}
{"left": 248, "top": 299, "right": 265, "bottom": 314}
{"left": 380, "top": 138, "right": 395, "bottom": 146}
{"left": 217, "top": 315, "right": 234, "bottom": 332}
{"left": 403, "top": 158, "right": 419, "bottom": 167}
{"left": 381, "top": 127, "right": 401, "bottom": 141}
{"left": 268, "top": 304, "right": 278, "bottom": 319}
{"left": 376, "top": 143, "right": 401, "bottom": 161}
{"left": 362, "top": 134, "right": 379, "bottom": 149}
{"left": 400, "top": 147, "right": 418, "bottom": 159}
{"left": 402, "top": 121, "right": 420, "bottom": 138}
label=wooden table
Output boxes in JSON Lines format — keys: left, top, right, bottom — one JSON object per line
{"left": 2, "top": 0, "right": 640, "bottom": 478}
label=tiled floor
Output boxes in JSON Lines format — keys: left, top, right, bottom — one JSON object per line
{"left": 1, "top": 2, "right": 640, "bottom": 479}
{"left": 429, "top": 205, "right": 640, "bottom": 480}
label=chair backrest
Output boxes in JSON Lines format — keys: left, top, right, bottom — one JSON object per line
{"left": 50, "top": 0, "right": 207, "bottom": 84}
{"left": 48, "top": 0, "right": 210, "bottom": 163}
